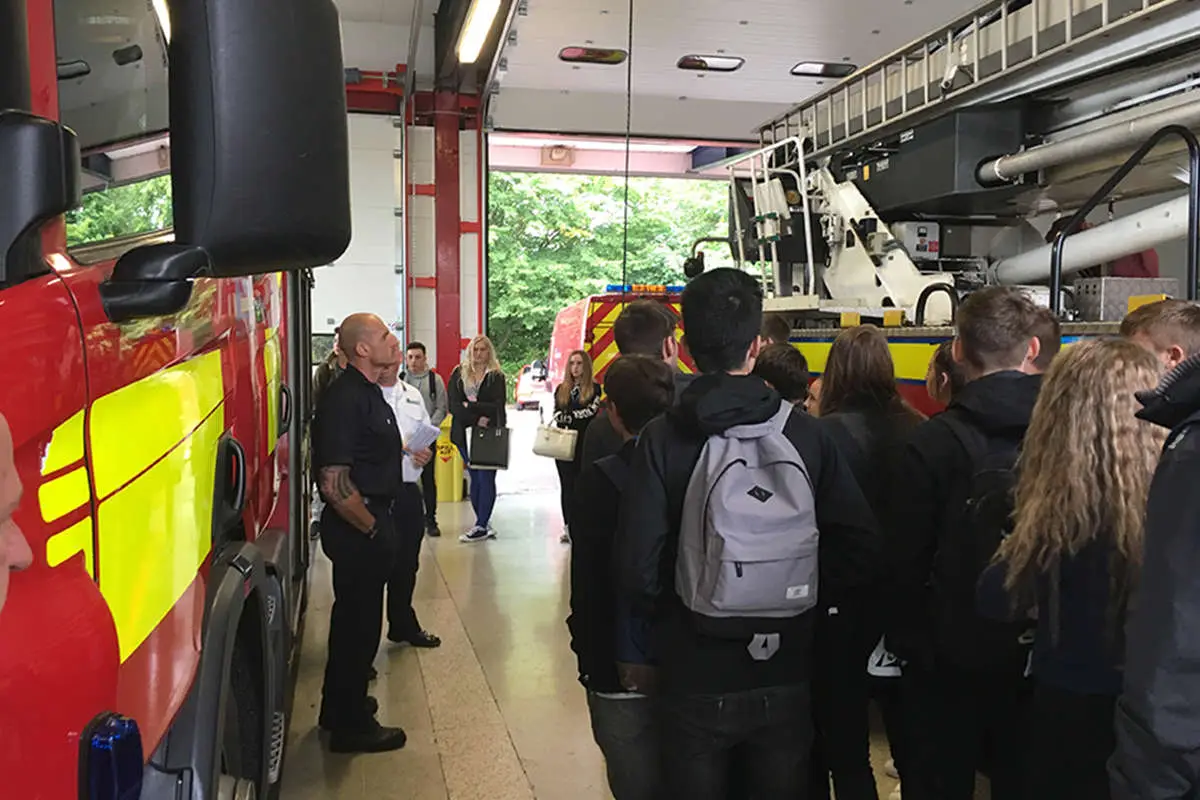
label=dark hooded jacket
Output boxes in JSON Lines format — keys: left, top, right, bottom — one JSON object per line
{"left": 615, "top": 373, "right": 879, "bottom": 694}
{"left": 1111, "top": 354, "right": 1200, "bottom": 800}
{"left": 883, "top": 370, "right": 1042, "bottom": 669}
{"left": 578, "top": 369, "right": 695, "bottom": 468}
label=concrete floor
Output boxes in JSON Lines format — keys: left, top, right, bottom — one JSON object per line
{"left": 279, "top": 409, "right": 913, "bottom": 800}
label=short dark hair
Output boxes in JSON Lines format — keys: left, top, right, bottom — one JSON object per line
{"left": 613, "top": 300, "right": 679, "bottom": 357}
{"left": 955, "top": 286, "right": 1042, "bottom": 373}
{"left": 752, "top": 343, "right": 810, "bottom": 402}
{"left": 1120, "top": 299, "right": 1200, "bottom": 357}
{"left": 406, "top": 341, "right": 427, "bottom": 354}
{"left": 681, "top": 268, "right": 764, "bottom": 373}
{"left": 1030, "top": 307, "right": 1062, "bottom": 372}
{"left": 761, "top": 314, "right": 791, "bottom": 346}
{"left": 603, "top": 355, "right": 675, "bottom": 434}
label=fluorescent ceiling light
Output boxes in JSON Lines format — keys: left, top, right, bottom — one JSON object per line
{"left": 458, "top": 0, "right": 502, "bottom": 64}
{"left": 152, "top": 0, "right": 170, "bottom": 42}
{"left": 791, "top": 61, "right": 857, "bottom": 78}
{"left": 677, "top": 55, "right": 745, "bottom": 72}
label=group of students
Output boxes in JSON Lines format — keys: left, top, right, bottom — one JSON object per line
{"left": 566, "top": 268, "right": 1200, "bottom": 800}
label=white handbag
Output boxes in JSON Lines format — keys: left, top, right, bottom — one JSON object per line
{"left": 533, "top": 424, "right": 578, "bottom": 461}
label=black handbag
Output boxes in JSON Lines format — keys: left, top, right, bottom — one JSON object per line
{"left": 469, "top": 426, "right": 510, "bottom": 470}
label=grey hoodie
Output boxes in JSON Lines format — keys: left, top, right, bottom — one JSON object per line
{"left": 403, "top": 370, "right": 448, "bottom": 427}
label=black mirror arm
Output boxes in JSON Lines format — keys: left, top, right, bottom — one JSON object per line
{"left": 99, "top": 243, "right": 212, "bottom": 323}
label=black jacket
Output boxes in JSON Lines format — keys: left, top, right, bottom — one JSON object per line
{"left": 820, "top": 404, "right": 923, "bottom": 544}
{"left": 1112, "top": 355, "right": 1200, "bottom": 800}
{"left": 448, "top": 366, "right": 507, "bottom": 456}
{"left": 568, "top": 440, "right": 641, "bottom": 694}
{"left": 616, "top": 372, "right": 879, "bottom": 695}
{"left": 579, "top": 370, "right": 695, "bottom": 468}
{"left": 883, "top": 370, "right": 1041, "bottom": 668}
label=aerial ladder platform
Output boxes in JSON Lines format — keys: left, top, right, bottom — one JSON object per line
{"left": 720, "top": 0, "right": 1200, "bottom": 327}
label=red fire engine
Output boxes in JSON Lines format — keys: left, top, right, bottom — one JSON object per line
{"left": 0, "top": 0, "right": 350, "bottom": 797}
{"left": 545, "top": 284, "right": 697, "bottom": 395}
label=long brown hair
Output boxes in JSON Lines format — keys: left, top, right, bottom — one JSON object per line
{"left": 819, "top": 325, "right": 921, "bottom": 420}
{"left": 998, "top": 338, "right": 1165, "bottom": 625}
{"left": 556, "top": 349, "right": 597, "bottom": 406}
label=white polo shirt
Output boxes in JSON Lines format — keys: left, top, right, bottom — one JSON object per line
{"left": 380, "top": 380, "right": 433, "bottom": 484}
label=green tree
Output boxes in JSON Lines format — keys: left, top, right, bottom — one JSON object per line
{"left": 66, "top": 174, "right": 173, "bottom": 248}
{"left": 487, "top": 172, "right": 730, "bottom": 375}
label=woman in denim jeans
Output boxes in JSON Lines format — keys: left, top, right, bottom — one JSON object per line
{"left": 448, "top": 335, "right": 507, "bottom": 543}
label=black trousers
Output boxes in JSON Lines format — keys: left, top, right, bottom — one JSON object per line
{"left": 386, "top": 483, "right": 425, "bottom": 640}
{"left": 1025, "top": 683, "right": 1116, "bottom": 800}
{"left": 319, "top": 499, "right": 396, "bottom": 732}
{"left": 899, "top": 662, "right": 1033, "bottom": 800}
{"left": 419, "top": 463, "right": 437, "bottom": 526}
{"left": 811, "top": 604, "right": 880, "bottom": 800}
{"left": 662, "top": 683, "right": 813, "bottom": 800}
{"left": 556, "top": 457, "right": 580, "bottom": 527}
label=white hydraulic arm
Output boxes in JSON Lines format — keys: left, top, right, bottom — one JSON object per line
{"left": 810, "top": 167, "right": 956, "bottom": 324}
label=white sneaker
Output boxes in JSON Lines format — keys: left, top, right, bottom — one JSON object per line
{"left": 459, "top": 526, "right": 496, "bottom": 543}
{"left": 885, "top": 758, "right": 900, "bottom": 779}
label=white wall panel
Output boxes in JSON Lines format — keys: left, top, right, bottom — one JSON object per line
{"left": 312, "top": 114, "right": 402, "bottom": 334}
{"left": 339, "top": 21, "right": 435, "bottom": 75}
{"left": 407, "top": 124, "right": 439, "bottom": 365}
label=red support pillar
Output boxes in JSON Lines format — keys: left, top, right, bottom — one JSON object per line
{"left": 434, "top": 91, "right": 462, "bottom": 378}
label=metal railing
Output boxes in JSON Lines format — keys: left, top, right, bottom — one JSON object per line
{"left": 1047, "top": 123, "right": 1200, "bottom": 313}
{"left": 758, "top": 0, "right": 1185, "bottom": 156}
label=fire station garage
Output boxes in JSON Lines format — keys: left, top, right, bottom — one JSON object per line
{"left": 271, "top": 0, "right": 1200, "bottom": 796}
{"left": 8, "top": 0, "right": 1200, "bottom": 797}
{"left": 291, "top": 0, "right": 1200, "bottom": 797}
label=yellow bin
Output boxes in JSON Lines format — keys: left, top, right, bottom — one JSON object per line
{"left": 435, "top": 416, "right": 464, "bottom": 503}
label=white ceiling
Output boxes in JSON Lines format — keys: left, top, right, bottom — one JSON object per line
{"left": 490, "top": 0, "right": 987, "bottom": 140}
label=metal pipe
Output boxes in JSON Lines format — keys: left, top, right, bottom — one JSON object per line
{"left": 796, "top": 143, "right": 817, "bottom": 295}
{"left": 979, "top": 99, "right": 1200, "bottom": 183}
{"left": 1041, "top": 124, "right": 1200, "bottom": 309}
{"left": 730, "top": 170, "right": 747, "bottom": 267}
{"left": 994, "top": 193, "right": 1189, "bottom": 283}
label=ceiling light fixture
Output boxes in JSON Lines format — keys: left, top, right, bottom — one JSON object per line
{"left": 458, "top": 0, "right": 502, "bottom": 64}
{"left": 559, "top": 46, "right": 628, "bottom": 65}
{"left": 151, "top": 0, "right": 171, "bottom": 42}
{"left": 791, "top": 61, "right": 858, "bottom": 78}
{"left": 677, "top": 54, "right": 745, "bottom": 72}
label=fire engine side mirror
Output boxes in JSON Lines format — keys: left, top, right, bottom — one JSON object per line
{"left": 166, "top": 0, "right": 351, "bottom": 277}
{"left": 0, "top": 111, "right": 80, "bottom": 285}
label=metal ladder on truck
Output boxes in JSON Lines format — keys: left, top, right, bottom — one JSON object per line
{"left": 758, "top": 0, "right": 1200, "bottom": 155}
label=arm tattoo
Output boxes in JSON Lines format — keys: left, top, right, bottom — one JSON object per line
{"left": 320, "top": 466, "right": 359, "bottom": 503}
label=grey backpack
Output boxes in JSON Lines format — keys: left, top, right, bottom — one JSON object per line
{"left": 675, "top": 401, "right": 819, "bottom": 657}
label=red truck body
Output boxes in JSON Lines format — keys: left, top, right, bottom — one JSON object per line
{"left": 0, "top": 1, "right": 339, "bottom": 796}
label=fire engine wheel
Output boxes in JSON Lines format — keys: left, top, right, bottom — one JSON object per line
{"left": 217, "top": 775, "right": 257, "bottom": 800}
{"left": 218, "top": 641, "right": 266, "bottom": 800}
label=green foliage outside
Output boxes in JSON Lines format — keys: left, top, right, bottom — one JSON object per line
{"left": 488, "top": 172, "right": 732, "bottom": 376}
{"left": 65, "top": 175, "right": 173, "bottom": 248}
{"left": 59, "top": 169, "right": 732, "bottom": 379}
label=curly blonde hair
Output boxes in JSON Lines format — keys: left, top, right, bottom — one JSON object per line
{"left": 998, "top": 338, "right": 1165, "bottom": 618}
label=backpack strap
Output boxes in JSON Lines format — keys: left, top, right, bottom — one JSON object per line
{"left": 939, "top": 412, "right": 990, "bottom": 464}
